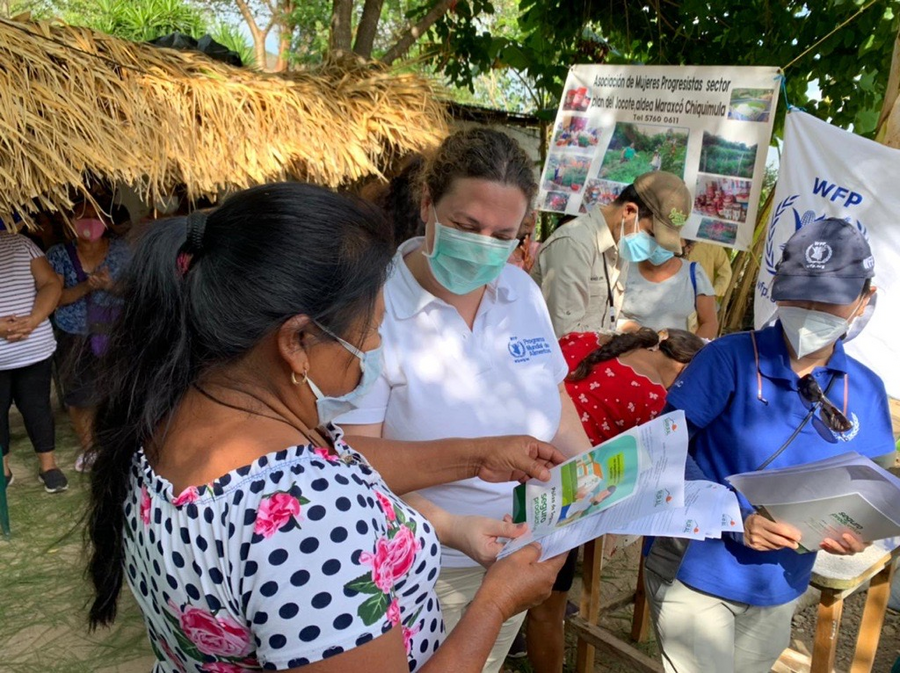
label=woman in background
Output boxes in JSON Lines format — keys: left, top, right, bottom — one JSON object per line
{"left": 47, "top": 200, "right": 130, "bottom": 471}
{"left": 0, "top": 227, "right": 64, "bottom": 491}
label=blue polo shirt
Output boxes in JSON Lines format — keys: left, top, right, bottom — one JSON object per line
{"left": 665, "top": 323, "right": 895, "bottom": 606}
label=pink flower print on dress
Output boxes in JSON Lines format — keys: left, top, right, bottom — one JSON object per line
{"left": 648, "top": 392, "right": 659, "bottom": 400}
{"left": 140, "top": 485, "right": 152, "bottom": 526}
{"left": 605, "top": 368, "right": 615, "bottom": 377}
{"left": 313, "top": 447, "right": 340, "bottom": 463}
{"left": 578, "top": 393, "right": 589, "bottom": 404}
{"left": 589, "top": 381, "right": 600, "bottom": 390}
{"left": 254, "top": 492, "right": 302, "bottom": 538}
{"left": 631, "top": 380, "right": 641, "bottom": 387}
{"left": 159, "top": 638, "right": 187, "bottom": 672}
{"left": 359, "top": 525, "right": 422, "bottom": 593}
{"left": 402, "top": 624, "right": 421, "bottom": 654}
{"left": 172, "top": 486, "right": 200, "bottom": 507}
{"left": 375, "top": 491, "right": 397, "bottom": 522}
{"left": 387, "top": 598, "right": 402, "bottom": 627}
{"left": 169, "top": 602, "right": 253, "bottom": 658}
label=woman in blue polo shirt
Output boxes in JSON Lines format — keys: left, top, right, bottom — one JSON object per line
{"left": 645, "top": 218, "right": 896, "bottom": 673}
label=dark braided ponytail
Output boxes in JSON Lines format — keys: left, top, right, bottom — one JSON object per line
{"left": 567, "top": 327, "right": 704, "bottom": 381}
{"left": 568, "top": 328, "right": 660, "bottom": 381}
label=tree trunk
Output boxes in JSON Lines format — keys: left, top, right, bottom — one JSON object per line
{"left": 353, "top": 0, "right": 385, "bottom": 58}
{"left": 381, "top": 0, "right": 453, "bottom": 65}
{"left": 876, "top": 25, "right": 900, "bottom": 147}
{"left": 331, "top": 0, "right": 353, "bottom": 52}
{"left": 236, "top": 0, "right": 269, "bottom": 70}
{"left": 274, "top": 1, "right": 296, "bottom": 72}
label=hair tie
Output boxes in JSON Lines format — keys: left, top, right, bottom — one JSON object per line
{"left": 185, "top": 210, "right": 208, "bottom": 254}
{"left": 177, "top": 210, "right": 208, "bottom": 278}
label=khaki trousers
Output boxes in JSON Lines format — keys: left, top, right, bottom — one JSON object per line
{"left": 645, "top": 568, "right": 798, "bottom": 673}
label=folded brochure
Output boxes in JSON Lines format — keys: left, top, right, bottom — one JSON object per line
{"left": 728, "top": 451, "right": 900, "bottom": 553}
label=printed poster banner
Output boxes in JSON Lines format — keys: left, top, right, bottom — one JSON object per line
{"left": 537, "top": 64, "right": 780, "bottom": 250}
{"left": 754, "top": 111, "right": 900, "bottom": 398}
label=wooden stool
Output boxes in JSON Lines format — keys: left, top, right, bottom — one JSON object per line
{"left": 566, "top": 536, "right": 662, "bottom": 673}
{"left": 777, "top": 540, "right": 899, "bottom": 673}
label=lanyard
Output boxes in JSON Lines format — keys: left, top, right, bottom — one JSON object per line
{"left": 600, "top": 251, "right": 616, "bottom": 330}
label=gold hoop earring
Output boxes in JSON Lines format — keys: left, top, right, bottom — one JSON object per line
{"left": 291, "top": 370, "right": 308, "bottom": 386}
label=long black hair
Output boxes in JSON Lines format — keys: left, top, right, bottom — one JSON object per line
{"left": 86, "top": 182, "right": 393, "bottom": 629}
{"left": 568, "top": 327, "right": 704, "bottom": 382}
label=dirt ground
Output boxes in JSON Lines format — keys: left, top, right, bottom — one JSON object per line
{"left": 2, "top": 406, "right": 898, "bottom": 672}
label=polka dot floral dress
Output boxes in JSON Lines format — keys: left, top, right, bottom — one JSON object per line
{"left": 123, "top": 430, "right": 443, "bottom": 672}
{"left": 560, "top": 332, "right": 667, "bottom": 445}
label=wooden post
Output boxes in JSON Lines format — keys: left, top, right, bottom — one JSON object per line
{"left": 575, "top": 538, "right": 605, "bottom": 673}
{"left": 850, "top": 560, "right": 896, "bottom": 673}
{"left": 811, "top": 589, "right": 843, "bottom": 673}
{"left": 568, "top": 615, "right": 663, "bottom": 673}
{"left": 630, "top": 553, "right": 651, "bottom": 643}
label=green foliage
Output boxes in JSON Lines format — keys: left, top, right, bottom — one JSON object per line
{"left": 600, "top": 124, "right": 688, "bottom": 182}
{"left": 61, "top": 0, "right": 211, "bottom": 42}
{"left": 210, "top": 20, "right": 254, "bottom": 65}
{"left": 0, "top": 0, "right": 55, "bottom": 17}
{"left": 439, "top": 0, "right": 900, "bottom": 136}
{"left": 698, "top": 134, "right": 758, "bottom": 179}
{"left": 289, "top": 0, "right": 329, "bottom": 65}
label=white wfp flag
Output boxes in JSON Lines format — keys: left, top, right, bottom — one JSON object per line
{"left": 754, "top": 111, "right": 900, "bottom": 398}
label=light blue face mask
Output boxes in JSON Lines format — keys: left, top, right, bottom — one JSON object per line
{"left": 618, "top": 215, "right": 659, "bottom": 263}
{"left": 425, "top": 207, "right": 518, "bottom": 295}
{"left": 648, "top": 245, "right": 675, "bottom": 266}
{"left": 307, "top": 320, "right": 383, "bottom": 426}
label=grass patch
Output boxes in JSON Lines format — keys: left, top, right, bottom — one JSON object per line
{"left": 0, "top": 409, "right": 154, "bottom": 672}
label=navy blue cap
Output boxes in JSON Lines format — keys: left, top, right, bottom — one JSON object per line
{"left": 772, "top": 218, "right": 875, "bottom": 305}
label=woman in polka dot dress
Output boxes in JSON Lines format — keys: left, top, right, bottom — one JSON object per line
{"left": 86, "top": 184, "right": 566, "bottom": 673}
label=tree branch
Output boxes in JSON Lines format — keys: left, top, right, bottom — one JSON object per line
{"left": 331, "top": 0, "right": 353, "bottom": 52}
{"left": 353, "top": 0, "right": 385, "bottom": 58}
{"left": 235, "top": 0, "right": 268, "bottom": 69}
{"left": 381, "top": 0, "right": 453, "bottom": 65}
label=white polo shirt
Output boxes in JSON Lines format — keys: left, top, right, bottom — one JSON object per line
{"left": 338, "top": 237, "right": 568, "bottom": 567}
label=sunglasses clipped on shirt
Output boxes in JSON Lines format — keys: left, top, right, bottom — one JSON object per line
{"left": 798, "top": 373, "right": 853, "bottom": 439}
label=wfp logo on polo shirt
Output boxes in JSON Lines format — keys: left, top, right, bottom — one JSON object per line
{"left": 508, "top": 336, "right": 552, "bottom": 363}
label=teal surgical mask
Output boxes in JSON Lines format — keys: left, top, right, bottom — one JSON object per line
{"left": 425, "top": 207, "right": 518, "bottom": 295}
{"left": 307, "top": 321, "right": 384, "bottom": 426}
{"left": 618, "top": 215, "right": 658, "bottom": 263}
{"left": 648, "top": 245, "right": 675, "bottom": 266}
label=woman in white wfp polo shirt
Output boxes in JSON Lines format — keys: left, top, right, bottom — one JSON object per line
{"left": 339, "top": 127, "right": 592, "bottom": 672}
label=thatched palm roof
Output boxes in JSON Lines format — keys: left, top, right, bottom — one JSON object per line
{"left": 0, "top": 17, "right": 448, "bottom": 227}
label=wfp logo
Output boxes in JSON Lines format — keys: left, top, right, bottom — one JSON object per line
{"left": 764, "top": 195, "right": 868, "bottom": 276}
{"left": 805, "top": 241, "right": 832, "bottom": 268}
{"left": 764, "top": 194, "right": 801, "bottom": 276}
{"left": 508, "top": 339, "right": 527, "bottom": 358}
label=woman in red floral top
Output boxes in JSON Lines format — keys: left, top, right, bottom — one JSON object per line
{"left": 560, "top": 327, "right": 705, "bottom": 445}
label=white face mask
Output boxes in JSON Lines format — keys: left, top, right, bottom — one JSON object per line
{"left": 778, "top": 306, "right": 852, "bottom": 358}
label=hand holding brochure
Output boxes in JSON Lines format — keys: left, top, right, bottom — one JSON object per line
{"left": 498, "top": 412, "right": 743, "bottom": 561}
{"left": 728, "top": 452, "right": 900, "bottom": 553}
